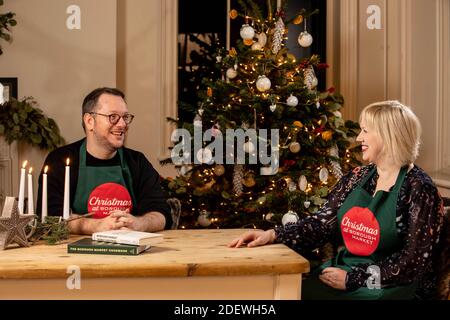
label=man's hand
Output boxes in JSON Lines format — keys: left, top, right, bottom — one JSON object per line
{"left": 227, "top": 229, "right": 276, "bottom": 248}
{"left": 110, "top": 210, "right": 145, "bottom": 231}
{"left": 319, "top": 267, "right": 347, "bottom": 290}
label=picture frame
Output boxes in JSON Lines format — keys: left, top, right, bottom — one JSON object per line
{"left": 0, "top": 77, "right": 18, "bottom": 103}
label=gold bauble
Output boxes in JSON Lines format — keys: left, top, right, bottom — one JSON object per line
{"left": 229, "top": 9, "right": 238, "bottom": 19}
{"left": 289, "top": 142, "right": 301, "bottom": 153}
{"left": 293, "top": 15, "right": 304, "bottom": 25}
{"left": 243, "top": 175, "right": 256, "bottom": 188}
{"left": 322, "top": 130, "right": 333, "bottom": 141}
{"left": 243, "top": 39, "right": 254, "bottom": 46}
{"left": 213, "top": 164, "right": 225, "bottom": 176}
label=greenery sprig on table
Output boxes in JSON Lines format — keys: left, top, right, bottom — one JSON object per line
{"left": 0, "top": 97, "right": 65, "bottom": 151}
{"left": 0, "top": 0, "right": 16, "bottom": 55}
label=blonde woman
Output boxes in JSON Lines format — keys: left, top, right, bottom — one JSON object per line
{"left": 229, "top": 101, "right": 444, "bottom": 300}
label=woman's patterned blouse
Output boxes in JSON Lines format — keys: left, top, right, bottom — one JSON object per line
{"left": 274, "top": 164, "right": 444, "bottom": 297}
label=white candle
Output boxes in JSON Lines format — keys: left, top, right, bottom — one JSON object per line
{"left": 277, "top": 0, "right": 282, "bottom": 10}
{"left": 63, "top": 158, "right": 70, "bottom": 220}
{"left": 18, "top": 160, "right": 28, "bottom": 214}
{"left": 41, "top": 165, "right": 48, "bottom": 221}
{"left": 27, "top": 167, "right": 34, "bottom": 215}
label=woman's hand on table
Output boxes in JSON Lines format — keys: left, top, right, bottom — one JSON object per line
{"left": 227, "top": 229, "right": 276, "bottom": 248}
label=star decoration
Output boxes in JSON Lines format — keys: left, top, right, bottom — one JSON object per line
{"left": 0, "top": 197, "right": 35, "bottom": 250}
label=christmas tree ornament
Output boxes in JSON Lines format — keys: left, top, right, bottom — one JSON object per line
{"left": 321, "top": 130, "right": 333, "bottom": 141}
{"left": 256, "top": 75, "right": 271, "bottom": 92}
{"left": 304, "top": 201, "right": 311, "bottom": 209}
{"left": 265, "top": 213, "right": 274, "bottom": 221}
{"left": 286, "top": 94, "right": 299, "bottom": 107}
{"left": 257, "top": 32, "right": 267, "bottom": 46}
{"left": 226, "top": 67, "right": 237, "bottom": 79}
{"left": 243, "top": 174, "right": 256, "bottom": 188}
{"left": 304, "top": 66, "right": 318, "bottom": 90}
{"left": 229, "top": 9, "right": 238, "bottom": 19}
{"left": 298, "top": 30, "right": 313, "bottom": 47}
{"left": 229, "top": 47, "right": 237, "bottom": 57}
{"left": 329, "top": 145, "right": 343, "bottom": 179}
{"left": 196, "top": 148, "right": 213, "bottom": 164}
{"left": 243, "top": 141, "right": 256, "bottom": 153}
{"left": 197, "top": 210, "right": 212, "bottom": 227}
{"left": 233, "top": 164, "right": 244, "bottom": 196}
{"left": 333, "top": 110, "right": 342, "bottom": 118}
{"left": 240, "top": 24, "right": 255, "bottom": 40}
{"left": 213, "top": 164, "right": 225, "bottom": 176}
{"left": 179, "top": 165, "right": 193, "bottom": 177}
{"left": 0, "top": 197, "right": 35, "bottom": 249}
{"left": 289, "top": 141, "right": 301, "bottom": 153}
{"left": 293, "top": 120, "right": 303, "bottom": 128}
{"left": 282, "top": 210, "right": 299, "bottom": 226}
{"left": 216, "top": 55, "right": 222, "bottom": 63}
{"left": 298, "top": 175, "right": 307, "bottom": 192}
{"left": 319, "top": 167, "right": 329, "bottom": 182}
{"left": 316, "top": 101, "right": 321, "bottom": 108}
{"left": 272, "top": 17, "right": 285, "bottom": 54}
{"left": 207, "top": 87, "right": 213, "bottom": 97}
{"left": 293, "top": 15, "right": 304, "bottom": 25}
{"left": 193, "top": 115, "right": 202, "bottom": 127}
{"left": 251, "top": 42, "right": 263, "bottom": 51}
{"left": 269, "top": 104, "right": 277, "bottom": 112}
{"left": 244, "top": 39, "right": 254, "bottom": 46}
{"left": 288, "top": 180, "right": 297, "bottom": 192}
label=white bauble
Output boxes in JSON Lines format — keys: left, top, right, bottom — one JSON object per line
{"left": 196, "top": 148, "right": 213, "bottom": 164}
{"left": 243, "top": 141, "right": 256, "bottom": 153}
{"left": 179, "top": 165, "right": 193, "bottom": 176}
{"left": 257, "top": 32, "right": 267, "bottom": 46}
{"left": 270, "top": 104, "right": 277, "bottom": 112}
{"left": 265, "top": 212, "right": 274, "bottom": 221}
{"left": 333, "top": 110, "right": 342, "bottom": 118}
{"left": 298, "top": 31, "right": 313, "bottom": 47}
{"left": 298, "top": 175, "right": 307, "bottom": 192}
{"left": 197, "top": 211, "right": 212, "bottom": 227}
{"left": 251, "top": 42, "right": 262, "bottom": 51}
{"left": 256, "top": 75, "right": 271, "bottom": 92}
{"left": 226, "top": 68, "right": 237, "bottom": 79}
{"left": 240, "top": 24, "right": 255, "bottom": 40}
{"left": 282, "top": 210, "right": 299, "bottom": 226}
{"left": 286, "top": 94, "right": 299, "bottom": 107}
{"left": 304, "top": 201, "right": 311, "bottom": 209}
{"left": 319, "top": 167, "right": 329, "bottom": 182}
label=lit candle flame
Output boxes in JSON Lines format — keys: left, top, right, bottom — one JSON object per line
{"left": 22, "top": 160, "right": 28, "bottom": 168}
{"left": 28, "top": 167, "right": 33, "bottom": 174}
{"left": 44, "top": 166, "right": 48, "bottom": 174}
{"left": 66, "top": 158, "right": 70, "bottom": 166}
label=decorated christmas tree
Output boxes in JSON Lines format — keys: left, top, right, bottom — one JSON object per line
{"left": 162, "top": 0, "right": 361, "bottom": 231}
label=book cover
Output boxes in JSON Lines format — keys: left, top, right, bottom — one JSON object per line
{"left": 91, "top": 230, "right": 164, "bottom": 246}
{"left": 67, "top": 238, "right": 151, "bottom": 256}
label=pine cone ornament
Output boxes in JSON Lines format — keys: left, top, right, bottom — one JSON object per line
{"left": 272, "top": 17, "right": 285, "bottom": 54}
{"left": 233, "top": 164, "right": 244, "bottom": 196}
{"left": 329, "top": 145, "right": 343, "bottom": 179}
{"left": 303, "top": 66, "right": 318, "bottom": 90}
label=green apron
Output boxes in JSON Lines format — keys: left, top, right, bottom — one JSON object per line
{"left": 73, "top": 140, "right": 137, "bottom": 219}
{"left": 302, "top": 166, "right": 417, "bottom": 300}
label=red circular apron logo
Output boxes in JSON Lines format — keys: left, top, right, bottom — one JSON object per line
{"left": 87, "top": 182, "right": 132, "bottom": 219}
{"left": 340, "top": 206, "right": 380, "bottom": 256}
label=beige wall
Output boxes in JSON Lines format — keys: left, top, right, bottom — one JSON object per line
{"left": 0, "top": 0, "right": 117, "bottom": 199}
{"left": 337, "top": 0, "right": 449, "bottom": 174}
{"left": 116, "top": 0, "right": 177, "bottom": 178}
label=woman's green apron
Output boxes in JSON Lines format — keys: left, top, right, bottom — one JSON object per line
{"left": 302, "top": 166, "right": 417, "bottom": 299}
{"left": 72, "top": 140, "right": 137, "bottom": 218}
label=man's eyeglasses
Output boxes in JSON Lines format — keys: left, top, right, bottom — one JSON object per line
{"left": 89, "top": 112, "right": 135, "bottom": 125}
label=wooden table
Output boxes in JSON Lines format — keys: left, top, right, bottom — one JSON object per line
{"left": 0, "top": 229, "right": 309, "bottom": 300}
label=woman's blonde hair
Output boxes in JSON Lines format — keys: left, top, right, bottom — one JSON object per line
{"left": 359, "top": 100, "right": 422, "bottom": 166}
